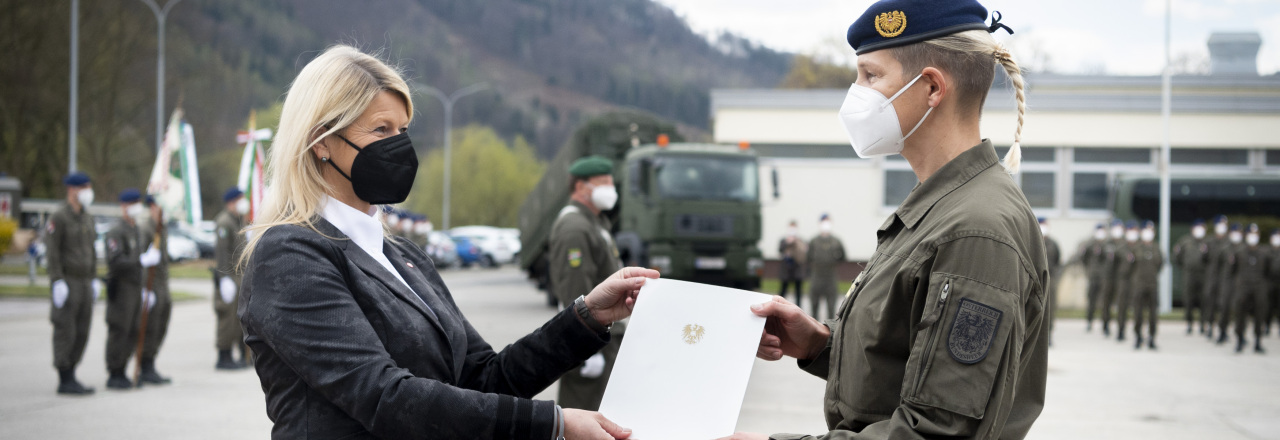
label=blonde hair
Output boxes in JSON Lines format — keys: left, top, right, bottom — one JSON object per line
{"left": 888, "top": 29, "right": 1025, "bottom": 173}
{"left": 239, "top": 45, "right": 413, "bottom": 266}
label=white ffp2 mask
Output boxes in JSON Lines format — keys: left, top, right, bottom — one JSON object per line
{"left": 591, "top": 185, "right": 618, "bottom": 211}
{"left": 837, "top": 74, "right": 932, "bottom": 158}
{"left": 235, "top": 198, "right": 250, "bottom": 216}
{"left": 77, "top": 188, "right": 95, "bottom": 207}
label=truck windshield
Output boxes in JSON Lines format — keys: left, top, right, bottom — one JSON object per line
{"left": 654, "top": 156, "right": 758, "bottom": 202}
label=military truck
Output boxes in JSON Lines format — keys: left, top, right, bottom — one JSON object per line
{"left": 519, "top": 112, "right": 764, "bottom": 305}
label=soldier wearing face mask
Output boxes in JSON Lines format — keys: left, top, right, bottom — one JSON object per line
{"left": 806, "top": 214, "right": 846, "bottom": 321}
{"left": 1127, "top": 221, "right": 1163, "bottom": 350}
{"left": 103, "top": 189, "right": 161, "bottom": 389}
{"left": 778, "top": 220, "right": 808, "bottom": 305}
{"left": 1230, "top": 224, "right": 1269, "bottom": 354}
{"left": 213, "top": 187, "right": 250, "bottom": 370}
{"left": 1100, "top": 219, "right": 1127, "bottom": 337}
{"left": 548, "top": 155, "right": 624, "bottom": 410}
{"left": 1214, "top": 223, "right": 1246, "bottom": 345}
{"left": 1080, "top": 223, "right": 1108, "bottom": 332}
{"left": 1173, "top": 219, "right": 1211, "bottom": 335}
{"left": 1113, "top": 221, "right": 1141, "bottom": 342}
{"left": 47, "top": 172, "right": 99, "bottom": 395}
{"left": 1203, "top": 215, "right": 1232, "bottom": 341}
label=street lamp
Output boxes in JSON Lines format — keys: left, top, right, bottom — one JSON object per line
{"left": 139, "top": 0, "right": 184, "bottom": 153}
{"left": 68, "top": 0, "right": 79, "bottom": 172}
{"left": 414, "top": 83, "right": 488, "bottom": 230}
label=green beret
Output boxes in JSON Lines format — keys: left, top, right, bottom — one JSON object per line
{"left": 569, "top": 156, "right": 613, "bottom": 177}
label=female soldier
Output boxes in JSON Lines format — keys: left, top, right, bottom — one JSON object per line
{"left": 238, "top": 45, "right": 656, "bottom": 440}
{"left": 725, "top": 0, "right": 1049, "bottom": 438}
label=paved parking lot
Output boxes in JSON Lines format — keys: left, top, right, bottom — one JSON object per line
{"left": 1, "top": 268, "right": 1277, "bottom": 439}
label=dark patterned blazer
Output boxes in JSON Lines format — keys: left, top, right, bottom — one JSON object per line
{"left": 240, "top": 217, "right": 607, "bottom": 439}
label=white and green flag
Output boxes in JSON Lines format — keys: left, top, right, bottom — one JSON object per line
{"left": 146, "top": 108, "right": 203, "bottom": 225}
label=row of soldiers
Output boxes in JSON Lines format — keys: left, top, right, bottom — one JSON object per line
{"left": 1078, "top": 216, "right": 1280, "bottom": 353}
{"left": 777, "top": 214, "right": 848, "bottom": 321}
{"left": 46, "top": 173, "right": 174, "bottom": 394}
{"left": 381, "top": 207, "right": 434, "bottom": 249}
{"left": 1173, "top": 216, "right": 1280, "bottom": 353}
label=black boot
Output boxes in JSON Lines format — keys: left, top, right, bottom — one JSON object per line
{"left": 1148, "top": 338, "right": 1157, "bottom": 350}
{"left": 1117, "top": 329, "right": 1126, "bottom": 342}
{"left": 216, "top": 349, "right": 246, "bottom": 370}
{"left": 56, "top": 369, "right": 95, "bottom": 395}
{"left": 1217, "top": 333, "right": 1228, "bottom": 345}
{"left": 1236, "top": 337, "right": 1246, "bottom": 353}
{"left": 1135, "top": 335, "right": 1144, "bottom": 350}
{"left": 1256, "top": 340, "right": 1266, "bottom": 354}
{"left": 1086, "top": 321, "right": 1093, "bottom": 333}
{"left": 106, "top": 369, "right": 133, "bottom": 390}
{"left": 138, "top": 358, "right": 171, "bottom": 385}
{"left": 1102, "top": 324, "right": 1110, "bottom": 337}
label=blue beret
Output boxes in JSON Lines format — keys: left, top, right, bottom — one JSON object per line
{"left": 1230, "top": 223, "right": 1242, "bottom": 232}
{"left": 1213, "top": 215, "right": 1228, "bottom": 223}
{"left": 1095, "top": 223, "right": 1104, "bottom": 229}
{"left": 1111, "top": 219, "right": 1124, "bottom": 227}
{"left": 820, "top": 213, "right": 830, "bottom": 221}
{"left": 1142, "top": 220, "right": 1155, "bottom": 229}
{"left": 1036, "top": 217, "right": 1047, "bottom": 224}
{"left": 223, "top": 187, "right": 244, "bottom": 203}
{"left": 1191, "top": 219, "right": 1205, "bottom": 226}
{"left": 143, "top": 195, "right": 156, "bottom": 206}
{"left": 63, "top": 172, "right": 91, "bottom": 186}
{"left": 1125, "top": 220, "right": 1139, "bottom": 229}
{"left": 1246, "top": 223, "right": 1259, "bottom": 233}
{"left": 569, "top": 156, "right": 614, "bottom": 178}
{"left": 1272, "top": 229, "right": 1280, "bottom": 236}
{"left": 847, "top": 0, "right": 1012, "bottom": 55}
{"left": 119, "top": 188, "right": 142, "bottom": 203}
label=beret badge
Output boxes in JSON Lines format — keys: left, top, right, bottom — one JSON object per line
{"left": 874, "top": 11, "right": 907, "bottom": 38}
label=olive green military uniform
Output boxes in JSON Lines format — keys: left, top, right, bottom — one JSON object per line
{"left": 1269, "top": 244, "right": 1280, "bottom": 334}
{"left": 779, "top": 237, "right": 808, "bottom": 304}
{"left": 774, "top": 142, "right": 1049, "bottom": 440}
{"left": 213, "top": 209, "right": 246, "bottom": 352}
{"left": 1172, "top": 234, "right": 1210, "bottom": 333}
{"left": 807, "top": 234, "right": 846, "bottom": 321}
{"left": 1231, "top": 245, "right": 1270, "bottom": 345}
{"left": 137, "top": 218, "right": 171, "bottom": 362}
{"left": 104, "top": 219, "right": 143, "bottom": 372}
{"left": 1113, "top": 240, "right": 1137, "bottom": 340}
{"left": 548, "top": 200, "right": 624, "bottom": 410}
{"left": 47, "top": 203, "right": 98, "bottom": 373}
{"left": 1201, "top": 235, "right": 1230, "bottom": 338}
{"left": 1215, "top": 241, "right": 1243, "bottom": 341}
{"left": 1099, "top": 238, "right": 1127, "bottom": 335}
{"left": 1043, "top": 236, "right": 1061, "bottom": 336}
{"left": 1126, "top": 241, "right": 1163, "bottom": 346}
{"left": 1080, "top": 237, "right": 1108, "bottom": 330}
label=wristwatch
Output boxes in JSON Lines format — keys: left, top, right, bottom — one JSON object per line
{"left": 573, "top": 296, "right": 611, "bottom": 335}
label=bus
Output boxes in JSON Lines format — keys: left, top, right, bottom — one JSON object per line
{"left": 1110, "top": 174, "right": 1280, "bottom": 305}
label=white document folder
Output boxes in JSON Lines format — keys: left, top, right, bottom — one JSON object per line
{"left": 598, "top": 278, "right": 772, "bottom": 440}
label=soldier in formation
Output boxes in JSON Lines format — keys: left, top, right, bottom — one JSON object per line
{"left": 1173, "top": 219, "right": 1210, "bottom": 334}
{"left": 103, "top": 189, "right": 161, "bottom": 389}
{"left": 1126, "top": 220, "right": 1163, "bottom": 350}
{"left": 1202, "top": 215, "right": 1231, "bottom": 341}
{"left": 777, "top": 220, "right": 806, "bottom": 305}
{"left": 1081, "top": 223, "right": 1108, "bottom": 332}
{"left": 213, "top": 187, "right": 250, "bottom": 370}
{"left": 48, "top": 172, "right": 99, "bottom": 395}
{"left": 805, "top": 214, "right": 845, "bottom": 321}
{"left": 1100, "top": 219, "right": 1126, "bottom": 337}
{"left": 133, "top": 196, "right": 173, "bottom": 385}
{"left": 1231, "top": 224, "right": 1270, "bottom": 354}
{"left": 548, "top": 156, "right": 624, "bottom": 410}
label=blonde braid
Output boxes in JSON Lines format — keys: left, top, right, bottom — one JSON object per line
{"left": 994, "top": 45, "right": 1025, "bottom": 174}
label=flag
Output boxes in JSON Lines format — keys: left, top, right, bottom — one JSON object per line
{"left": 146, "top": 108, "right": 203, "bottom": 225}
{"left": 237, "top": 112, "right": 271, "bottom": 223}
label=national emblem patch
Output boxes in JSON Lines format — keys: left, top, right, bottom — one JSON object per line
{"left": 568, "top": 249, "right": 582, "bottom": 268}
{"left": 947, "top": 298, "right": 1003, "bottom": 365}
{"left": 874, "top": 11, "right": 907, "bottom": 38}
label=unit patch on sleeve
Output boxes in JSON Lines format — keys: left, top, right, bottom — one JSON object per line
{"left": 948, "top": 298, "right": 1003, "bottom": 365}
{"left": 568, "top": 249, "right": 582, "bottom": 268}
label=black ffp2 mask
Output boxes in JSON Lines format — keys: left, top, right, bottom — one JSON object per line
{"left": 327, "top": 132, "right": 419, "bottom": 204}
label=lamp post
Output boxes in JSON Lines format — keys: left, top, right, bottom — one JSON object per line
{"left": 139, "top": 0, "right": 184, "bottom": 153}
{"left": 68, "top": 0, "right": 79, "bottom": 172}
{"left": 1158, "top": 0, "right": 1173, "bottom": 313}
{"left": 415, "top": 83, "right": 488, "bottom": 230}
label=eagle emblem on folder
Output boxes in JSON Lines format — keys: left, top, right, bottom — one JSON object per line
{"left": 682, "top": 324, "right": 706, "bottom": 345}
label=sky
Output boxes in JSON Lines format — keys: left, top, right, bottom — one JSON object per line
{"left": 651, "top": 0, "right": 1280, "bottom": 76}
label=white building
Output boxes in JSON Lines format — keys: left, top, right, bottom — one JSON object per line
{"left": 715, "top": 32, "right": 1280, "bottom": 275}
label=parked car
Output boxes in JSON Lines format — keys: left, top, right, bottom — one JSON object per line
{"left": 425, "top": 231, "right": 459, "bottom": 268}
{"left": 94, "top": 223, "right": 200, "bottom": 262}
{"left": 169, "top": 223, "right": 215, "bottom": 259}
{"left": 449, "top": 226, "right": 516, "bottom": 267}
{"left": 498, "top": 228, "right": 521, "bottom": 260}
{"left": 452, "top": 236, "right": 483, "bottom": 268}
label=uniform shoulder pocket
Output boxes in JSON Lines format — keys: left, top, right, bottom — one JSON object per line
{"left": 902, "top": 272, "right": 1018, "bottom": 419}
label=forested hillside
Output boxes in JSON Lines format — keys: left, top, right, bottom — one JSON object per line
{"left": 1, "top": 0, "right": 791, "bottom": 213}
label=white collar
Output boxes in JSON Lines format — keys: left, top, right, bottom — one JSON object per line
{"left": 320, "top": 196, "right": 385, "bottom": 258}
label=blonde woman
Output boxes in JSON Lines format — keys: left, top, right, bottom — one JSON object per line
{"left": 725, "top": 0, "right": 1049, "bottom": 439}
{"left": 238, "top": 45, "right": 656, "bottom": 440}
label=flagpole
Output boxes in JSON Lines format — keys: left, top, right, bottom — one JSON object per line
{"left": 68, "top": 0, "right": 80, "bottom": 172}
{"left": 1158, "top": 0, "right": 1173, "bottom": 313}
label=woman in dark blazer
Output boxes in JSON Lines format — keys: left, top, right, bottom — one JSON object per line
{"left": 238, "top": 45, "right": 656, "bottom": 440}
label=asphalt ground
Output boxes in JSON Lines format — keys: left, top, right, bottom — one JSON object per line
{"left": 1, "top": 268, "right": 1277, "bottom": 439}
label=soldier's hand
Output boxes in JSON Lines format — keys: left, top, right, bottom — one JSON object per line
{"left": 716, "top": 433, "right": 769, "bottom": 440}
{"left": 751, "top": 296, "right": 830, "bottom": 361}
{"left": 584, "top": 267, "right": 660, "bottom": 325}
{"left": 563, "top": 408, "right": 632, "bottom": 440}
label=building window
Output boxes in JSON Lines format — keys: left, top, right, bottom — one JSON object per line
{"left": 884, "top": 170, "right": 918, "bottom": 207}
{"left": 996, "top": 147, "right": 1055, "bottom": 162}
{"left": 1072, "top": 172, "right": 1109, "bottom": 210}
{"left": 1021, "top": 172, "right": 1055, "bottom": 208}
{"left": 1074, "top": 148, "right": 1150, "bottom": 164}
{"left": 1268, "top": 150, "right": 1280, "bottom": 166}
{"left": 1171, "top": 148, "right": 1249, "bottom": 165}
